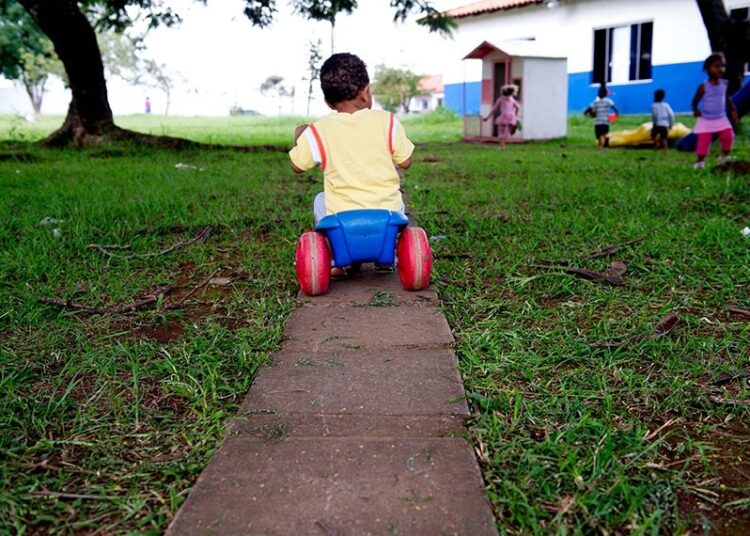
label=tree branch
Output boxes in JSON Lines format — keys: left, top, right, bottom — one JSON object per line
{"left": 88, "top": 225, "right": 212, "bottom": 259}
{"left": 39, "top": 285, "right": 174, "bottom": 315}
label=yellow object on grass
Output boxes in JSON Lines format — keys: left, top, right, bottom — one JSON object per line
{"left": 605, "top": 122, "right": 691, "bottom": 147}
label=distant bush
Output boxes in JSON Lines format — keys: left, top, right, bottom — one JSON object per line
{"left": 229, "top": 106, "right": 261, "bottom": 117}
{"left": 402, "top": 107, "right": 459, "bottom": 125}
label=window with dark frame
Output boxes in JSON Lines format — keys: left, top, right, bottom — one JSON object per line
{"left": 592, "top": 21, "right": 653, "bottom": 84}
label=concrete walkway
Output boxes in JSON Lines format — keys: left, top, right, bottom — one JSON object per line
{"left": 167, "top": 263, "right": 497, "bottom": 534}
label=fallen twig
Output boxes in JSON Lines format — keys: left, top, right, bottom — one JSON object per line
{"left": 643, "top": 417, "right": 680, "bottom": 441}
{"left": 40, "top": 267, "right": 221, "bottom": 315}
{"left": 532, "top": 263, "right": 625, "bottom": 286}
{"left": 586, "top": 237, "right": 644, "bottom": 259}
{"left": 708, "top": 394, "right": 750, "bottom": 407}
{"left": 27, "top": 490, "right": 121, "bottom": 501}
{"left": 712, "top": 368, "right": 750, "bottom": 387}
{"left": 591, "top": 313, "right": 680, "bottom": 349}
{"left": 166, "top": 270, "right": 219, "bottom": 309}
{"left": 566, "top": 266, "right": 625, "bottom": 286}
{"left": 40, "top": 285, "right": 174, "bottom": 315}
{"left": 728, "top": 306, "right": 750, "bottom": 321}
{"left": 654, "top": 313, "right": 680, "bottom": 334}
{"left": 88, "top": 225, "right": 211, "bottom": 259}
{"left": 543, "top": 238, "right": 644, "bottom": 266}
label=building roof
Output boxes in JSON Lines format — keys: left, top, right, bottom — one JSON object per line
{"left": 445, "top": 0, "right": 543, "bottom": 19}
{"left": 418, "top": 75, "right": 444, "bottom": 94}
{"left": 464, "top": 40, "right": 566, "bottom": 60}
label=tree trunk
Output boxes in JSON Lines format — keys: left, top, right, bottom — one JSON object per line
{"left": 22, "top": 76, "right": 45, "bottom": 114}
{"left": 307, "top": 78, "right": 314, "bottom": 116}
{"left": 696, "top": 0, "right": 750, "bottom": 95}
{"left": 18, "top": 0, "right": 114, "bottom": 145}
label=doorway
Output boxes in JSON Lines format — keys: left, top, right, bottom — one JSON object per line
{"left": 492, "top": 61, "right": 507, "bottom": 137}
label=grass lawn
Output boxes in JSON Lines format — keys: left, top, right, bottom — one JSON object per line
{"left": 1, "top": 110, "right": 749, "bottom": 534}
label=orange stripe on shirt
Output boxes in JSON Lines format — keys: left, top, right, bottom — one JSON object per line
{"left": 309, "top": 124, "right": 327, "bottom": 170}
{"left": 387, "top": 113, "right": 395, "bottom": 154}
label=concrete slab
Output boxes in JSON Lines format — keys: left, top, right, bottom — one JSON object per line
{"left": 297, "top": 267, "right": 438, "bottom": 306}
{"left": 282, "top": 305, "right": 454, "bottom": 351}
{"left": 226, "top": 413, "right": 467, "bottom": 439}
{"left": 166, "top": 436, "right": 497, "bottom": 536}
{"left": 238, "top": 349, "right": 469, "bottom": 418}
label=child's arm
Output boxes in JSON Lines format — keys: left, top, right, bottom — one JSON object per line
{"left": 611, "top": 104, "right": 619, "bottom": 115}
{"left": 391, "top": 117, "right": 415, "bottom": 169}
{"left": 294, "top": 124, "right": 308, "bottom": 144}
{"left": 483, "top": 99, "right": 496, "bottom": 121}
{"left": 667, "top": 104, "right": 675, "bottom": 128}
{"left": 727, "top": 94, "right": 739, "bottom": 124}
{"left": 692, "top": 84, "right": 705, "bottom": 117}
{"left": 397, "top": 156, "right": 413, "bottom": 169}
{"left": 289, "top": 124, "right": 314, "bottom": 174}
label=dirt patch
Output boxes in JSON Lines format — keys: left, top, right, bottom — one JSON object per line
{"left": 713, "top": 159, "right": 750, "bottom": 176}
{"left": 86, "top": 148, "right": 130, "bottom": 158}
{"left": 536, "top": 294, "right": 582, "bottom": 309}
{"left": 218, "top": 316, "right": 245, "bottom": 330}
{"left": 661, "top": 417, "right": 750, "bottom": 534}
{"left": 134, "top": 320, "right": 184, "bottom": 344}
{"left": 68, "top": 372, "right": 100, "bottom": 404}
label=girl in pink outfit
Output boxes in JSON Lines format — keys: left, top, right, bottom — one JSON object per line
{"left": 691, "top": 52, "right": 739, "bottom": 169}
{"left": 483, "top": 85, "right": 520, "bottom": 150}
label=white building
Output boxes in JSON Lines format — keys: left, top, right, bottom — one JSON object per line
{"left": 442, "top": 0, "right": 750, "bottom": 115}
{"left": 463, "top": 40, "right": 568, "bottom": 140}
{"left": 408, "top": 75, "right": 445, "bottom": 113}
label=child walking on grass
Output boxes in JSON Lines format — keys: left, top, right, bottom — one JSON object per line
{"left": 289, "top": 53, "right": 414, "bottom": 278}
{"left": 483, "top": 84, "right": 520, "bottom": 150}
{"left": 586, "top": 85, "right": 618, "bottom": 148}
{"left": 651, "top": 89, "right": 675, "bottom": 150}
{"left": 691, "top": 52, "right": 739, "bottom": 169}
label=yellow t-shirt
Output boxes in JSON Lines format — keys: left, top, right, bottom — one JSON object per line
{"left": 289, "top": 108, "right": 414, "bottom": 215}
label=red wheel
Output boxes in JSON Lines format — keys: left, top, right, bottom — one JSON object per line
{"left": 295, "top": 231, "right": 331, "bottom": 296}
{"left": 397, "top": 226, "right": 432, "bottom": 291}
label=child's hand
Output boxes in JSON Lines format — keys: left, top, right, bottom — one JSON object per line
{"left": 731, "top": 110, "right": 739, "bottom": 123}
{"left": 482, "top": 116, "right": 488, "bottom": 122}
{"left": 693, "top": 110, "right": 701, "bottom": 117}
{"left": 293, "top": 124, "right": 308, "bottom": 143}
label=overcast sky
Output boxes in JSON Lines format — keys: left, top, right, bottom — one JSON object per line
{"left": 4, "top": 0, "right": 460, "bottom": 116}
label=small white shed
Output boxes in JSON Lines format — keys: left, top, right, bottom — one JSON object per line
{"left": 463, "top": 40, "right": 568, "bottom": 142}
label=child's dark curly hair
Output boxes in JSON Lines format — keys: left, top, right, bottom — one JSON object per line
{"left": 703, "top": 52, "right": 726, "bottom": 71}
{"left": 320, "top": 53, "right": 369, "bottom": 104}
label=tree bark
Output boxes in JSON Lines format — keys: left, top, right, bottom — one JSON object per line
{"left": 19, "top": 0, "right": 114, "bottom": 145}
{"left": 22, "top": 76, "right": 45, "bottom": 114}
{"left": 696, "top": 0, "right": 750, "bottom": 95}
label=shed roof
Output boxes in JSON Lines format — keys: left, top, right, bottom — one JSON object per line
{"left": 463, "top": 40, "right": 566, "bottom": 60}
{"left": 445, "top": 0, "right": 542, "bottom": 19}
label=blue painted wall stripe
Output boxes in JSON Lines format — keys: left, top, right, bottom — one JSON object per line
{"left": 445, "top": 61, "right": 750, "bottom": 116}
{"left": 445, "top": 81, "right": 481, "bottom": 116}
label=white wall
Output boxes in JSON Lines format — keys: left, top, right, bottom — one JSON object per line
{"left": 444, "top": 0, "right": 745, "bottom": 85}
{"left": 523, "top": 57, "right": 567, "bottom": 139}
